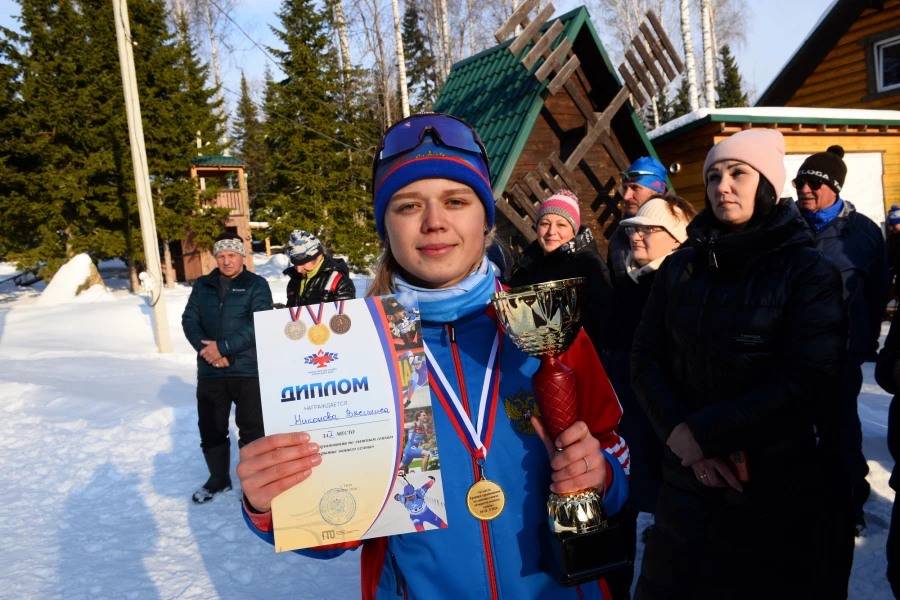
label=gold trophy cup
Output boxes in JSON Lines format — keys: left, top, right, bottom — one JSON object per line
{"left": 492, "top": 278, "right": 631, "bottom": 587}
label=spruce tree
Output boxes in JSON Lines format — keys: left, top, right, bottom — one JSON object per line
{"left": 670, "top": 77, "right": 694, "bottom": 121}
{"left": 715, "top": 45, "right": 749, "bottom": 108}
{"left": 655, "top": 88, "right": 673, "bottom": 127}
{"left": 0, "top": 27, "right": 26, "bottom": 263}
{"left": 233, "top": 71, "right": 270, "bottom": 214}
{"left": 0, "top": 0, "right": 226, "bottom": 280}
{"left": 402, "top": 3, "right": 438, "bottom": 113}
{"left": 0, "top": 0, "right": 99, "bottom": 277}
{"left": 264, "top": 0, "right": 380, "bottom": 268}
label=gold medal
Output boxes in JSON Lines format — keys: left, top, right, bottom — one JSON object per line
{"left": 308, "top": 323, "right": 331, "bottom": 345}
{"left": 466, "top": 478, "right": 505, "bottom": 521}
{"left": 284, "top": 320, "right": 306, "bottom": 341}
{"left": 329, "top": 313, "right": 352, "bottom": 334}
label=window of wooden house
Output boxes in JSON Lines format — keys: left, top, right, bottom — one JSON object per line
{"left": 875, "top": 34, "right": 900, "bottom": 92}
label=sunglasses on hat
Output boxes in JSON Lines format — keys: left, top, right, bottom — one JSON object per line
{"left": 792, "top": 178, "right": 826, "bottom": 191}
{"left": 372, "top": 113, "right": 489, "bottom": 186}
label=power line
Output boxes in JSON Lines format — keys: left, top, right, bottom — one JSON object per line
{"left": 219, "top": 82, "right": 375, "bottom": 155}
{"left": 205, "top": 0, "right": 279, "bottom": 66}
{"left": 200, "top": 0, "right": 378, "bottom": 154}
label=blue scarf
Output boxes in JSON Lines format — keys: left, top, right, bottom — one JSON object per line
{"left": 802, "top": 198, "right": 844, "bottom": 231}
{"left": 393, "top": 257, "right": 496, "bottom": 323}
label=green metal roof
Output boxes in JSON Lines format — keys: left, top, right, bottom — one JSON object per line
{"left": 433, "top": 9, "right": 586, "bottom": 196}
{"left": 433, "top": 6, "right": 660, "bottom": 196}
{"left": 190, "top": 155, "right": 247, "bottom": 168}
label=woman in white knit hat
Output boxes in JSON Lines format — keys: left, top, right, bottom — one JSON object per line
{"left": 600, "top": 195, "right": 696, "bottom": 594}
{"left": 619, "top": 196, "right": 695, "bottom": 281}
{"left": 508, "top": 189, "right": 613, "bottom": 354}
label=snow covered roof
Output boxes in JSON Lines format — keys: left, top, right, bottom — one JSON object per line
{"left": 647, "top": 107, "right": 900, "bottom": 143}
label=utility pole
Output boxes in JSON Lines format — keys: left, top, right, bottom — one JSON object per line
{"left": 113, "top": 0, "right": 173, "bottom": 353}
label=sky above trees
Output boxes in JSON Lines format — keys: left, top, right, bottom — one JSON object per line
{"left": 0, "top": 0, "right": 835, "bottom": 112}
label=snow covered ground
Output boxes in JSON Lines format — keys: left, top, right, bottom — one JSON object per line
{"left": 0, "top": 255, "right": 894, "bottom": 599}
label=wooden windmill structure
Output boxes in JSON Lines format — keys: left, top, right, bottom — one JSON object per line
{"left": 434, "top": 3, "right": 683, "bottom": 250}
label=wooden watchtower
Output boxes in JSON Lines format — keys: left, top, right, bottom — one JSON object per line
{"left": 175, "top": 155, "right": 254, "bottom": 281}
{"left": 433, "top": 3, "right": 682, "bottom": 255}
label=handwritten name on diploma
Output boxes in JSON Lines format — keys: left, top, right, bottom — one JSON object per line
{"left": 294, "top": 407, "right": 392, "bottom": 426}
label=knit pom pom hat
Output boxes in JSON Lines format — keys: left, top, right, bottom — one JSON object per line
{"left": 796, "top": 145, "right": 847, "bottom": 194}
{"left": 536, "top": 189, "right": 581, "bottom": 231}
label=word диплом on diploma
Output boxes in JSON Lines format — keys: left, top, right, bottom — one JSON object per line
{"left": 254, "top": 293, "right": 448, "bottom": 552}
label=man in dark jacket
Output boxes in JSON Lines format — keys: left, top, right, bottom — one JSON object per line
{"left": 182, "top": 232, "right": 273, "bottom": 504}
{"left": 795, "top": 146, "right": 890, "bottom": 536}
{"left": 607, "top": 156, "right": 668, "bottom": 279}
{"left": 875, "top": 317, "right": 900, "bottom": 598}
{"left": 887, "top": 205, "right": 900, "bottom": 299}
{"left": 283, "top": 230, "right": 356, "bottom": 307}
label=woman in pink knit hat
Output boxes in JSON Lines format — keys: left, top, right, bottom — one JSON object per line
{"left": 509, "top": 189, "right": 613, "bottom": 354}
{"left": 630, "top": 129, "right": 848, "bottom": 598}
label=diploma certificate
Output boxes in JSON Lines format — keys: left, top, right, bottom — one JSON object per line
{"left": 255, "top": 293, "right": 448, "bottom": 552}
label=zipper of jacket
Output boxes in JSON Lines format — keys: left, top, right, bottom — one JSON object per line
{"left": 389, "top": 552, "right": 407, "bottom": 597}
{"left": 447, "top": 323, "right": 500, "bottom": 600}
{"left": 215, "top": 276, "right": 229, "bottom": 347}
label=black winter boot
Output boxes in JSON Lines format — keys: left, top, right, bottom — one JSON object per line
{"left": 192, "top": 444, "right": 233, "bottom": 504}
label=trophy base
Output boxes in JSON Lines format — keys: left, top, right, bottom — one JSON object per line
{"left": 539, "top": 520, "right": 633, "bottom": 587}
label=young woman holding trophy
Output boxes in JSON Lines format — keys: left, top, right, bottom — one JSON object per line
{"left": 236, "top": 114, "right": 630, "bottom": 599}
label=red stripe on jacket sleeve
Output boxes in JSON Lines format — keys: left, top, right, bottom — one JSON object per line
{"left": 242, "top": 496, "right": 273, "bottom": 532}
{"left": 560, "top": 330, "right": 630, "bottom": 478}
{"left": 361, "top": 537, "right": 388, "bottom": 600}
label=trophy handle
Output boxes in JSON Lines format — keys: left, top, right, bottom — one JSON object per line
{"left": 532, "top": 357, "right": 578, "bottom": 441}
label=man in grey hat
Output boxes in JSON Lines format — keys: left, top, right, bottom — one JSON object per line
{"left": 182, "top": 232, "right": 273, "bottom": 503}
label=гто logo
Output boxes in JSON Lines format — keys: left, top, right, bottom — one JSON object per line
{"left": 305, "top": 349, "right": 339, "bottom": 369}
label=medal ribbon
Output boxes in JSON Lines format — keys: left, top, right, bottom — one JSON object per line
{"left": 333, "top": 300, "right": 345, "bottom": 315}
{"left": 289, "top": 306, "right": 304, "bottom": 322}
{"left": 423, "top": 279, "right": 504, "bottom": 460}
{"left": 305, "top": 303, "right": 324, "bottom": 325}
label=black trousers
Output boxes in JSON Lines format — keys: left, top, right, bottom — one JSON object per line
{"left": 888, "top": 496, "right": 900, "bottom": 598}
{"left": 837, "top": 362, "right": 870, "bottom": 524}
{"left": 196, "top": 377, "right": 264, "bottom": 451}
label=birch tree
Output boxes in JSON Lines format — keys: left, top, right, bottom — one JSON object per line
{"left": 680, "top": 0, "right": 700, "bottom": 112}
{"left": 700, "top": 0, "right": 715, "bottom": 108}
{"left": 439, "top": 0, "right": 452, "bottom": 77}
{"left": 332, "top": 0, "right": 352, "bottom": 77}
{"left": 392, "top": 0, "right": 410, "bottom": 117}
{"left": 467, "top": 0, "right": 475, "bottom": 56}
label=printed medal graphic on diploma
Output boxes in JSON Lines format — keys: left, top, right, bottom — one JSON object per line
{"left": 255, "top": 293, "right": 447, "bottom": 552}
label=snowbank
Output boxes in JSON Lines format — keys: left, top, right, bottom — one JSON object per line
{"left": 36, "top": 253, "right": 103, "bottom": 308}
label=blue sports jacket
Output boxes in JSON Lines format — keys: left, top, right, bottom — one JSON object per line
{"left": 243, "top": 271, "right": 629, "bottom": 599}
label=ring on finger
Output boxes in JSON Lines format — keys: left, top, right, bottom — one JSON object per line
{"left": 700, "top": 473, "right": 708, "bottom": 479}
{"left": 583, "top": 457, "right": 591, "bottom": 474}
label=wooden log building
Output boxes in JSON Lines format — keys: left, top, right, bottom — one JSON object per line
{"left": 650, "top": 108, "right": 900, "bottom": 229}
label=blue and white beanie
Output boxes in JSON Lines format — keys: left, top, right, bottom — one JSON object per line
{"left": 285, "top": 230, "right": 323, "bottom": 265}
{"left": 889, "top": 205, "right": 900, "bottom": 226}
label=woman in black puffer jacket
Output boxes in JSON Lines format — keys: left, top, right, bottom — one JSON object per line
{"left": 631, "top": 129, "right": 848, "bottom": 600}
{"left": 508, "top": 189, "right": 612, "bottom": 352}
